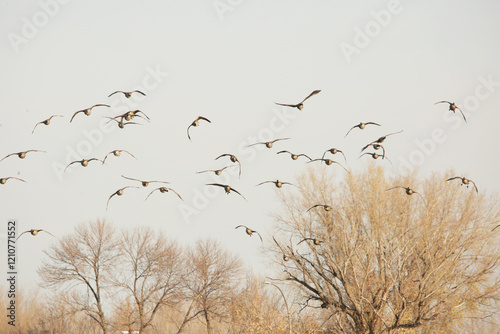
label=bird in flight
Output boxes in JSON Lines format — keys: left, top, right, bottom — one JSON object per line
{"left": 0, "top": 177, "right": 26, "bottom": 184}
{"left": 446, "top": 176, "right": 478, "bottom": 193}
{"left": 248, "top": 138, "right": 290, "bottom": 149}
{"left": 215, "top": 154, "right": 241, "bottom": 177}
{"left": 146, "top": 187, "right": 183, "bottom": 201}
{"left": 102, "top": 150, "right": 136, "bottom": 164}
{"left": 64, "top": 158, "right": 104, "bottom": 172}
{"left": 235, "top": 225, "right": 263, "bottom": 242}
{"left": 387, "top": 186, "right": 425, "bottom": 202}
{"left": 32, "top": 115, "right": 63, "bottom": 133}
{"left": 361, "top": 130, "right": 403, "bottom": 152}
{"left": 105, "top": 117, "right": 142, "bottom": 129}
{"left": 106, "top": 186, "right": 140, "bottom": 210}
{"left": 187, "top": 116, "right": 211, "bottom": 140}
{"left": 435, "top": 101, "right": 466, "bottom": 122}
{"left": 207, "top": 183, "right": 247, "bottom": 201}
{"left": 321, "top": 148, "right": 347, "bottom": 163}
{"left": 122, "top": 176, "right": 169, "bottom": 187}
{"left": 70, "top": 104, "right": 110, "bottom": 122}
{"left": 16, "top": 229, "right": 55, "bottom": 241}
{"left": 297, "top": 238, "right": 323, "bottom": 246}
{"left": 197, "top": 165, "right": 236, "bottom": 176}
{"left": 110, "top": 110, "right": 150, "bottom": 122}
{"left": 359, "top": 152, "right": 392, "bottom": 164}
{"left": 0, "top": 150, "right": 45, "bottom": 163}
{"left": 344, "top": 122, "right": 381, "bottom": 137}
{"left": 256, "top": 180, "right": 297, "bottom": 188}
{"left": 307, "top": 204, "right": 332, "bottom": 212}
{"left": 275, "top": 90, "right": 321, "bottom": 110}
{"left": 108, "top": 90, "right": 146, "bottom": 98}
{"left": 308, "top": 159, "right": 348, "bottom": 172}
{"left": 277, "top": 151, "right": 311, "bottom": 161}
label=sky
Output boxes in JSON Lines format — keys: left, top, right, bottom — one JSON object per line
{"left": 1, "top": 0, "right": 500, "bottom": 290}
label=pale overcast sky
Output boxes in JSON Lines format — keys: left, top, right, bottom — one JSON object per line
{"left": 1, "top": 0, "right": 500, "bottom": 288}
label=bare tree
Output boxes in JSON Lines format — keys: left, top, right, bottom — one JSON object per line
{"left": 271, "top": 165, "right": 500, "bottom": 333}
{"left": 111, "top": 226, "right": 184, "bottom": 334}
{"left": 38, "top": 219, "right": 120, "bottom": 334}
{"left": 176, "top": 238, "right": 243, "bottom": 334}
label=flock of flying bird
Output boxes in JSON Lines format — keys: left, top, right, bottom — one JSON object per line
{"left": 3, "top": 89, "right": 491, "bottom": 243}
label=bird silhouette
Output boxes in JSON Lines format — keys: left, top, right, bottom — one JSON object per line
{"left": 446, "top": 176, "right": 478, "bottom": 193}
{"left": 108, "top": 90, "right": 146, "bottom": 98}
{"left": 307, "top": 204, "right": 332, "bottom": 212}
{"left": 248, "top": 138, "right": 290, "bottom": 148}
{"left": 106, "top": 186, "right": 140, "bottom": 210}
{"left": 70, "top": 104, "right": 110, "bottom": 122}
{"left": 321, "top": 148, "right": 347, "bottom": 163}
{"left": 197, "top": 165, "right": 235, "bottom": 176}
{"left": 361, "top": 131, "right": 403, "bottom": 152}
{"left": 235, "top": 225, "right": 263, "bottom": 242}
{"left": 32, "top": 115, "right": 63, "bottom": 133}
{"left": 435, "top": 101, "right": 466, "bottom": 122}
{"left": 0, "top": 177, "right": 26, "bottom": 184}
{"left": 64, "top": 158, "right": 104, "bottom": 172}
{"left": 307, "top": 159, "right": 348, "bottom": 172}
{"left": 275, "top": 90, "right": 321, "bottom": 110}
{"left": 102, "top": 150, "right": 136, "bottom": 164}
{"left": 207, "top": 183, "right": 247, "bottom": 201}
{"left": 359, "top": 152, "right": 392, "bottom": 164}
{"left": 16, "top": 229, "right": 54, "bottom": 241}
{"left": 297, "top": 238, "right": 323, "bottom": 246}
{"left": 256, "top": 180, "right": 297, "bottom": 188}
{"left": 121, "top": 175, "right": 170, "bottom": 187}
{"left": 344, "top": 122, "right": 381, "bottom": 137}
{"left": 387, "top": 186, "right": 425, "bottom": 202}
{"left": 215, "top": 154, "right": 241, "bottom": 177}
{"left": 277, "top": 151, "right": 311, "bottom": 161}
{"left": 146, "top": 187, "right": 183, "bottom": 201}
{"left": 187, "top": 116, "right": 211, "bottom": 140}
{"left": 0, "top": 150, "right": 45, "bottom": 163}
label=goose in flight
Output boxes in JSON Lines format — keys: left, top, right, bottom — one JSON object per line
{"left": 361, "top": 130, "right": 403, "bottom": 152}
{"left": 70, "top": 104, "right": 110, "bottom": 122}
{"left": 275, "top": 90, "right": 321, "bottom": 110}
{"left": 359, "top": 152, "right": 392, "bottom": 164}
{"left": 146, "top": 187, "right": 183, "bottom": 201}
{"left": 308, "top": 159, "right": 348, "bottom": 172}
{"left": 277, "top": 151, "right": 311, "bottom": 161}
{"left": 321, "top": 148, "right": 347, "bottom": 163}
{"left": 32, "top": 115, "right": 63, "bottom": 133}
{"left": 102, "top": 150, "right": 136, "bottom": 164}
{"left": 64, "top": 158, "right": 104, "bottom": 172}
{"left": 256, "top": 180, "right": 297, "bottom": 188}
{"left": 0, "top": 150, "right": 45, "bottom": 163}
{"left": 207, "top": 183, "right": 247, "bottom": 201}
{"left": 307, "top": 204, "right": 332, "bottom": 212}
{"left": 215, "top": 154, "right": 241, "bottom": 177}
{"left": 435, "top": 101, "right": 466, "bottom": 122}
{"left": 106, "top": 186, "right": 140, "bottom": 210}
{"left": 235, "top": 225, "right": 263, "bottom": 242}
{"left": 108, "top": 90, "right": 146, "bottom": 98}
{"left": 345, "top": 122, "right": 381, "bottom": 137}
{"left": 16, "top": 229, "right": 54, "bottom": 241}
{"left": 297, "top": 238, "right": 323, "bottom": 246}
{"left": 248, "top": 138, "right": 289, "bottom": 149}
{"left": 387, "top": 186, "right": 425, "bottom": 202}
{"left": 122, "top": 175, "right": 170, "bottom": 187}
{"left": 446, "top": 176, "right": 478, "bottom": 193}
{"left": 0, "top": 177, "right": 26, "bottom": 184}
{"left": 197, "top": 165, "right": 235, "bottom": 176}
{"left": 109, "top": 110, "right": 150, "bottom": 122}
{"left": 187, "top": 116, "right": 211, "bottom": 140}
{"left": 105, "top": 117, "right": 142, "bottom": 129}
